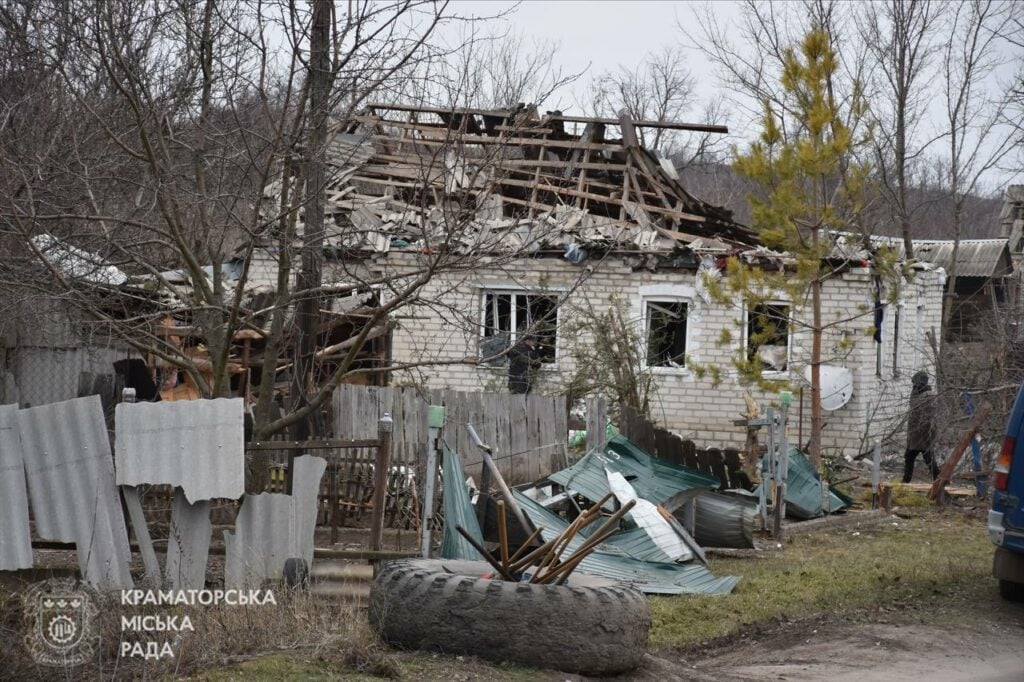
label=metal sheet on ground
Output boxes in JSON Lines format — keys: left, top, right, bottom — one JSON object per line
{"left": 439, "top": 442, "right": 485, "bottom": 561}
{"left": 115, "top": 398, "right": 244, "bottom": 503}
{"left": 18, "top": 396, "right": 132, "bottom": 588}
{"left": 0, "top": 404, "right": 32, "bottom": 571}
{"left": 513, "top": 490, "right": 738, "bottom": 595}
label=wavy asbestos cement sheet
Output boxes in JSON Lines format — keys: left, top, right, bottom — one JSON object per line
{"left": 224, "top": 455, "right": 326, "bottom": 590}
{"left": 165, "top": 490, "right": 212, "bottom": 590}
{"left": 115, "top": 398, "right": 244, "bottom": 503}
{"left": 18, "top": 395, "right": 132, "bottom": 588}
{"left": 0, "top": 404, "right": 33, "bottom": 571}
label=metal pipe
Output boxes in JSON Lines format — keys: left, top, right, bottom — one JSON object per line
{"left": 455, "top": 525, "right": 514, "bottom": 581}
{"left": 466, "top": 424, "right": 532, "bottom": 537}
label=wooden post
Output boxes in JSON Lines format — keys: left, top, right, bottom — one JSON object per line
{"left": 329, "top": 461, "right": 339, "bottom": 545}
{"left": 929, "top": 403, "right": 991, "bottom": 501}
{"left": 369, "top": 413, "right": 393, "bottom": 554}
{"left": 420, "top": 405, "right": 444, "bottom": 558}
{"left": 871, "top": 441, "right": 881, "bottom": 509}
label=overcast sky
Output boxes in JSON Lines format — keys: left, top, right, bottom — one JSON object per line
{"left": 443, "top": 0, "right": 1021, "bottom": 192}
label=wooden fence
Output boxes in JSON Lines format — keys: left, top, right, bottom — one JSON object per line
{"left": 333, "top": 384, "right": 568, "bottom": 485}
{"left": 619, "top": 403, "right": 754, "bottom": 490}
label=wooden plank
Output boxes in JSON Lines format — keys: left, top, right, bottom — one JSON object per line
{"left": 493, "top": 393, "right": 512, "bottom": 483}
{"left": 509, "top": 393, "right": 528, "bottom": 486}
{"left": 586, "top": 395, "right": 607, "bottom": 452}
{"left": 245, "top": 439, "right": 379, "bottom": 451}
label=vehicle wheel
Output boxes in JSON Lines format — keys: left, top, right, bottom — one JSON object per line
{"left": 368, "top": 558, "right": 650, "bottom": 675}
{"left": 999, "top": 579, "right": 1024, "bottom": 602}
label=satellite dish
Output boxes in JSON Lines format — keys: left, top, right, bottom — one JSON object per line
{"left": 801, "top": 365, "right": 854, "bottom": 411}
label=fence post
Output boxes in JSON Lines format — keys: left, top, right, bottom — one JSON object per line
{"left": 871, "top": 441, "right": 881, "bottom": 509}
{"left": 369, "top": 413, "right": 393, "bottom": 555}
{"left": 420, "top": 405, "right": 445, "bottom": 558}
{"left": 773, "top": 391, "right": 792, "bottom": 540}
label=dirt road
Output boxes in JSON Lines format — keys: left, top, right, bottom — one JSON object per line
{"left": 639, "top": 616, "right": 1024, "bottom": 682}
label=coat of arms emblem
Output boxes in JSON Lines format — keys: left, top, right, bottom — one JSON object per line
{"left": 23, "top": 579, "right": 97, "bottom": 666}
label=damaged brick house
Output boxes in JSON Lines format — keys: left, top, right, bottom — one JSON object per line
{"left": 243, "top": 103, "right": 945, "bottom": 458}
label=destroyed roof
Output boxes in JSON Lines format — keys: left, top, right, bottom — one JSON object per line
{"left": 261, "top": 103, "right": 758, "bottom": 257}
{"left": 833, "top": 234, "right": 1014, "bottom": 278}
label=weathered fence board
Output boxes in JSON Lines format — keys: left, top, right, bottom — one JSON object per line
{"left": 333, "top": 386, "right": 568, "bottom": 485}
{"left": 619, "top": 403, "right": 753, "bottom": 490}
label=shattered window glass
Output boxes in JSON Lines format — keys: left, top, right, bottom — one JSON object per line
{"left": 480, "top": 291, "right": 558, "bottom": 363}
{"left": 645, "top": 300, "right": 687, "bottom": 368}
{"left": 747, "top": 303, "right": 789, "bottom": 372}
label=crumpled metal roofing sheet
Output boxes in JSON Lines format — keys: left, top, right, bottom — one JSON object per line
{"left": 18, "top": 396, "right": 132, "bottom": 588}
{"left": 115, "top": 398, "right": 244, "bottom": 503}
{"left": 760, "top": 448, "right": 851, "bottom": 520}
{"left": 549, "top": 435, "right": 719, "bottom": 508}
{"left": 513, "top": 490, "right": 738, "bottom": 595}
{"left": 0, "top": 404, "right": 33, "bottom": 571}
{"left": 224, "top": 455, "right": 326, "bottom": 589}
{"left": 689, "top": 491, "right": 758, "bottom": 549}
{"left": 440, "top": 441, "right": 485, "bottom": 561}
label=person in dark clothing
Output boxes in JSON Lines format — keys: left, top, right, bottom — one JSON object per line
{"left": 508, "top": 335, "right": 542, "bottom": 394}
{"left": 903, "top": 370, "right": 940, "bottom": 483}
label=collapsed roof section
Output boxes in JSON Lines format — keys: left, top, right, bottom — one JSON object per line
{"left": 262, "top": 103, "right": 758, "bottom": 258}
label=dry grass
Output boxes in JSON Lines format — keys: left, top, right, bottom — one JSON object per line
{"left": 649, "top": 510, "right": 995, "bottom": 649}
{"left": 0, "top": 587, "right": 397, "bottom": 681}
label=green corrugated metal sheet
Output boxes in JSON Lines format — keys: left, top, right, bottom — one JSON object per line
{"left": 440, "top": 442, "right": 486, "bottom": 561}
{"left": 513, "top": 490, "right": 738, "bottom": 595}
{"left": 759, "top": 448, "right": 852, "bottom": 520}
{"left": 549, "top": 435, "right": 719, "bottom": 508}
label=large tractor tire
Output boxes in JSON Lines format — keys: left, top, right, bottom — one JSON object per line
{"left": 369, "top": 558, "right": 650, "bottom": 675}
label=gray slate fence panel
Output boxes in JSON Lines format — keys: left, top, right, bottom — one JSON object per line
{"left": 0, "top": 404, "right": 32, "bottom": 571}
{"left": 18, "top": 395, "right": 133, "bottom": 588}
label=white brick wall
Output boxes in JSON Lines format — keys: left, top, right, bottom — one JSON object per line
{"left": 299, "top": 250, "right": 943, "bottom": 459}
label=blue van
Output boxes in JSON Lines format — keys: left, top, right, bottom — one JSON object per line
{"left": 990, "top": 382, "right": 1024, "bottom": 601}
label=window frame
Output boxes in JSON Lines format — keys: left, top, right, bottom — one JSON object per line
{"left": 642, "top": 297, "right": 691, "bottom": 372}
{"left": 478, "top": 287, "right": 560, "bottom": 366}
{"left": 744, "top": 301, "right": 792, "bottom": 376}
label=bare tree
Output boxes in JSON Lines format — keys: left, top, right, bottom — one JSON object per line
{"left": 940, "top": 0, "right": 1018, "bottom": 337}
{"left": 857, "top": 0, "right": 945, "bottom": 259}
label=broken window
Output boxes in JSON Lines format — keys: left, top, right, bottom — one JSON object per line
{"left": 747, "top": 303, "right": 790, "bottom": 372}
{"left": 480, "top": 291, "right": 558, "bottom": 364}
{"left": 645, "top": 300, "right": 688, "bottom": 368}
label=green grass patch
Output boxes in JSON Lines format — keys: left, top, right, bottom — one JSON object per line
{"left": 649, "top": 513, "right": 993, "bottom": 649}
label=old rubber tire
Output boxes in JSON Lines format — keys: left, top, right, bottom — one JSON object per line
{"left": 999, "top": 579, "right": 1024, "bottom": 602}
{"left": 369, "top": 558, "right": 651, "bottom": 675}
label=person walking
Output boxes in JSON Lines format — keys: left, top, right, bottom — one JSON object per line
{"left": 903, "top": 370, "right": 939, "bottom": 483}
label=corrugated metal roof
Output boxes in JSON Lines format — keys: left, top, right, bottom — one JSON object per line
{"left": 166, "top": 491, "right": 212, "bottom": 590}
{"left": 224, "top": 455, "right": 325, "bottom": 589}
{"left": 115, "top": 398, "right": 245, "bottom": 503}
{"left": 440, "top": 442, "right": 486, "bottom": 561}
{"left": 18, "top": 395, "right": 133, "bottom": 588}
{"left": 870, "top": 237, "right": 1013, "bottom": 278}
{"left": 0, "top": 404, "right": 32, "bottom": 570}
{"left": 513, "top": 490, "right": 738, "bottom": 595}
{"left": 549, "top": 435, "right": 719, "bottom": 508}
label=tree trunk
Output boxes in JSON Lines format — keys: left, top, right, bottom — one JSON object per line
{"left": 291, "top": 0, "right": 331, "bottom": 444}
{"left": 810, "top": 227, "right": 823, "bottom": 468}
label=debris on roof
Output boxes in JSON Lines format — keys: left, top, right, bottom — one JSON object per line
{"left": 260, "top": 104, "right": 757, "bottom": 258}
